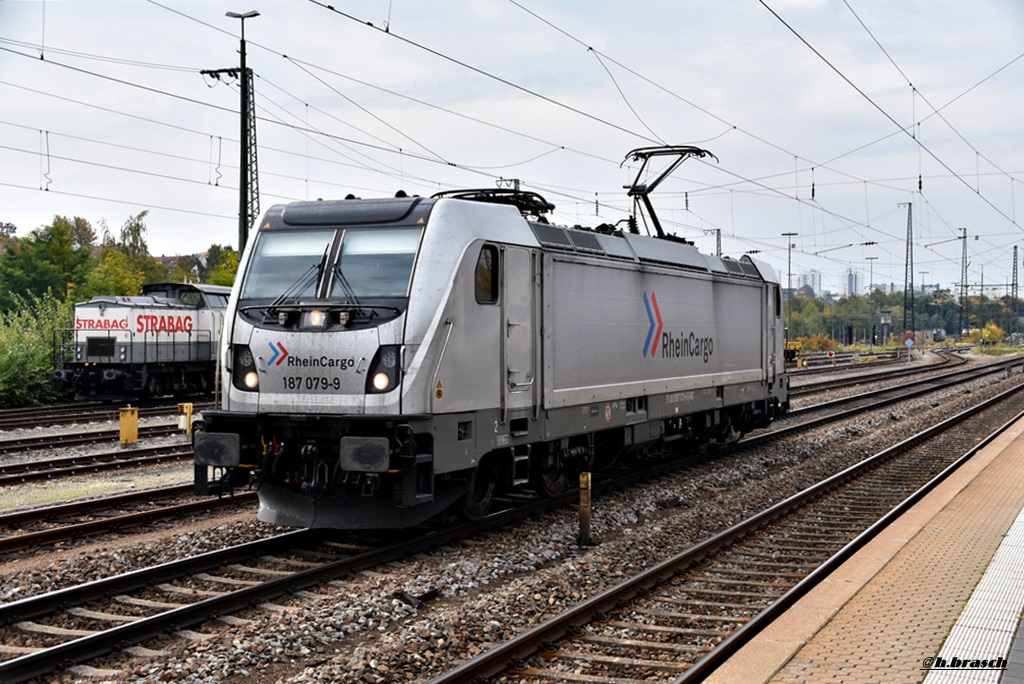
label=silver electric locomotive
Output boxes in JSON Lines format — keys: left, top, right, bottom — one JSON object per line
{"left": 195, "top": 150, "right": 789, "bottom": 528}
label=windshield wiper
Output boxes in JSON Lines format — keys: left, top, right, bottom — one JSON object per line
{"left": 266, "top": 244, "right": 331, "bottom": 314}
{"left": 331, "top": 265, "right": 361, "bottom": 304}
{"left": 329, "top": 241, "right": 361, "bottom": 306}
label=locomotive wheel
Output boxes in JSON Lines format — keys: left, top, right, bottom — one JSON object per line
{"left": 711, "top": 415, "right": 742, "bottom": 445}
{"left": 532, "top": 453, "right": 569, "bottom": 498}
{"left": 717, "top": 425, "right": 742, "bottom": 444}
{"left": 460, "top": 466, "right": 496, "bottom": 520}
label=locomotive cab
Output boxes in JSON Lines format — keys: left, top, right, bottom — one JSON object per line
{"left": 195, "top": 197, "right": 461, "bottom": 527}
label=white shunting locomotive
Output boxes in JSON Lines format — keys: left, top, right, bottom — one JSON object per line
{"left": 194, "top": 147, "right": 790, "bottom": 528}
{"left": 54, "top": 282, "right": 231, "bottom": 400}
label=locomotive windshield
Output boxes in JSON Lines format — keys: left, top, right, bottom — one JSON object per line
{"left": 328, "top": 228, "right": 420, "bottom": 298}
{"left": 240, "top": 227, "right": 422, "bottom": 302}
{"left": 240, "top": 230, "right": 335, "bottom": 300}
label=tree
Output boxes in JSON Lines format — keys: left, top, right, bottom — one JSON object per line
{"left": 38, "top": 216, "right": 95, "bottom": 286}
{"left": 82, "top": 249, "right": 144, "bottom": 298}
{"left": 0, "top": 291, "right": 74, "bottom": 406}
{"left": 78, "top": 211, "right": 173, "bottom": 297}
{"left": 197, "top": 244, "right": 230, "bottom": 282}
{"left": 0, "top": 239, "right": 63, "bottom": 311}
{"left": 0, "top": 222, "right": 16, "bottom": 238}
{"left": 207, "top": 249, "right": 238, "bottom": 286}
{"left": 118, "top": 211, "right": 168, "bottom": 285}
{"left": 0, "top": 216, "right": 95, "bottom": 309}
{"left": 981, "top": 322, "right": 1005, "bottom": 346}
{"left": 174, "top": 254, "right": 203, "bottom": 281}
{"left": 168, "top": 262, "right": 198, "bottom": 284}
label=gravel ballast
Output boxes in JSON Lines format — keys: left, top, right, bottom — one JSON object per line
{"left": 1, "top": 355, "right": 1019, "bottom": 683}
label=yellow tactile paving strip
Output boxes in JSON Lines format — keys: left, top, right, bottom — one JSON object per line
{"left": 706, "top": 417, "right": 1024, "bottom": 684}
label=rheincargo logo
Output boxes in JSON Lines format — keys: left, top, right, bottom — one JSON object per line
{"left": 642, "top": 291, "right": 663, "bottom": 357}
{"left": 663, "top": 331, "right": 714, "bottom": 362}
{"left": 267, "top": 341, "right": 289, "bottom": 366}
{"left": 642, "top": 291, "right": 714, "bottom": 363}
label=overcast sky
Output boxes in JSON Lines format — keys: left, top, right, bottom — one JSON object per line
{"left": 1, "top": 0, "right": 1022, "bottom": 296}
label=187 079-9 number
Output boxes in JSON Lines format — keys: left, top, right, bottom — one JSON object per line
{"left": 283, "top": 376, "right": 342, "bottom": 391}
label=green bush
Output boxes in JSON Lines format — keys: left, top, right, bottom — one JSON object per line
{"left": 0, "top": 291, "right": 74, "bottom": 407}
{"left": 796, "top": 334, "right": 839, "bottom": 352}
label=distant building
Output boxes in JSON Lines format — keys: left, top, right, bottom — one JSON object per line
{"left": 845, "top": 269, "right": 861, "bottom": 296}
{"left": 799, "top": 270, "right": 822, "bottom": 298}
{"left": 154, "top": 255, "right": 179, "bottom": 273}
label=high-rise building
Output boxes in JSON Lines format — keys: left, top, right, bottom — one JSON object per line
{"left": 799, "top": 270, "right": 822, "bottom": 297}
{"left": 845, "top": 268, "right": 861, "bottom": 296}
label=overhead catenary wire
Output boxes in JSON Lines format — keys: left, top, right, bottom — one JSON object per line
{"left": 841, "top": 0, "right": 1023, "bottom": 189}
{"left": 2, "top": 30, "right": 636, "bottom": 207}
{"left": 282, "top": 57, "right": 450, "bottom": 164}
{"left": 302, "top": 0, "right": 663, "bottom": 146}
{"left": 6, "top": 2, "right": 928, "bottom": 238}
{"left": 757, "top": 0, "right": 1023, "bottom": 232}
{"left": 0, "top": 44, "right": 976, "bottom": 273}
{"left": 1, "top": 1, "right": 1018, "bottom": 287}
{"left": 493, "top": 0, "right": 986, "bottom": 271}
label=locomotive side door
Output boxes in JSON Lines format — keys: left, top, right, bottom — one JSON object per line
{"left": 767, "top": 283, "right": 781, "bottom": 383}
{"left": 502, "top": 247, "right": 536, "bottom": 416}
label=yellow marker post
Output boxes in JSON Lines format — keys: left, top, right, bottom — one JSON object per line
{"left": 119, "top": 406, "right": 138, "bottom": 446}
{"left": 177, "top": 403, "right": 194, "bottom": 436}
{"left": 578, "top": 472, "right": 592, "bottom": 546}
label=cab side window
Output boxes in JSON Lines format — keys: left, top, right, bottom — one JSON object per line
{"left": 475, "top": 245, "right": 498, "bottom": 304}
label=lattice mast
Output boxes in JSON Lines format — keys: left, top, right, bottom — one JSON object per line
{"left": 960, "top": 228, "right": 968, "bottom": 339}
{"left": 900, "top": 202, "right": 914, "bottom": 338}
{"left": 1013, "top": 245, "right": 1019, "bottom": 308}
{"left": 202, "top": 13, "right": 260, "bottom": 255}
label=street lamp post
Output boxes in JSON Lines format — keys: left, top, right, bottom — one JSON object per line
{"left": 926, "top": 229, "right": 970, "bottom": 340}
{"left": 782, "top": 232, "right": 798, "bottom": 340}
{"left": 866, "top": 256, "right": 878, "bottom": 350}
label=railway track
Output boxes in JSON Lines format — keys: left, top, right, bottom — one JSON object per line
{"left": 786, "top": 348, "right": 903, "bottom": 374}
{"left": 0, "top": 423, "right": 181, "bottom": 456}
{"left": 0, "top": 442, "right": 191, "bottom": 486}
{"left": 0, "top": 401, "right": 213, "bottom": 432}
{"left": 0, "top": 485, "right": 257, "bottom": 555}
{"left": 1, "top": 358, "right": 1021, "bottom": 682}
{"left": 783, "top": 353, "right": 1021, "bottom": 423}
{"left": 788, "top": 347, "right": 966, "bottom": 398}
{"left": 428, "top": 380, "right": 1024, "bottom": 683}
{"left": 0, "top": 521, "right": 498, "bottom": 681}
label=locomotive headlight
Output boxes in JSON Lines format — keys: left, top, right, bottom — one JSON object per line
{"left": 301, "top": 309, "right": 329, "bottom": 329}
{"left": 232, "top": 345, "right": 259, "bottom": 392}
{"left": 366, "top": 345, "right": 401, "bottom": 394}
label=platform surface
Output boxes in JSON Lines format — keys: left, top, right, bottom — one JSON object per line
{"left": 706, "top": 413, "right": 1024, "bottom": 684}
